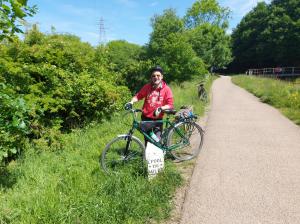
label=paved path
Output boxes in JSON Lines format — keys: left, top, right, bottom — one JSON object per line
{"left": 180, "top": 76, "right": 300, "bottom": 224}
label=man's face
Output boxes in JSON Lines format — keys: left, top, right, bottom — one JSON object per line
{"left": 151, "top": 71, "right": 163, "bottom": 86}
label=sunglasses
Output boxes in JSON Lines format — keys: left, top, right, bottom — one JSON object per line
{"left": 152, "top": 74, "right": 162, "bottom": 78}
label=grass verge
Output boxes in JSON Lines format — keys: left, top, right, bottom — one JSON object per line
{"left": 232, "top": 75, "right": 300, "bottom": 125}
{"left": 0, "top": 76, "right": 213, "bottom": 223}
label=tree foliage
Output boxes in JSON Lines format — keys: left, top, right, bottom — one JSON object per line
{"left": 231, "top": 0, "right": 300, "bottom": 72}
{"left": 105, "top": 40, "right": 150, "bottom": 92}
{"left": 106, "top": 40, "right": 143, "bottom": 72}
{"left": 184, "top": 0, "right": 232, "bottom": 70}
{"left": 148, "top": 9, "right": 184, "bottom": 59}
{"left": 184, "top": 0, "right": 230, "bottom": 29}
{"left": 152, "top": 32, "right": 206, "bottom": 82}
{"left": 187, "top": 23, "right": 232, "bottom": 69}
{"left": 0, "top": 0, "right": 37, "bottom": 40}
{"left": 148, "top": 8, "right": 207, "bottom": 82}
{"left": 0, "top": 26, "right": 130, "bottom": 162}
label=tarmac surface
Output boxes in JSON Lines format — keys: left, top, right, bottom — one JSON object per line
{"left": 180, "top": 76, "right": 300, "bottom": 224}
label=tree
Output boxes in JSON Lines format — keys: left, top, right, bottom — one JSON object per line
{"left": 231, "top": 2, "right": 270, "bottom": 71}
{"left": 106, "top": 40, "right": 144, "bottom": 72}
{"left": 269, "top": 0, "right": 300, "bottom": 66}
{"left": 187, "top": 23, "right": 231, "bottom": 69}
{"left": 184, "top": 0, "right": 232, "bottom": 70}
{"left": 148, "top": 9, "right": 184, "bottom": 58}
{"left": 148, "top": 8, "right": 206, "bottom": 82}
{"left": 184, "top": 0, "right": 230, "bottom": 29}
{"left": 230, "top": 0, "right": 300, "bottom": 72}
{"left": 155, "top": 32, "right": 206, "bottom": 82}
{"left": 0, "top": 0, "right": 37, "bottom": 41}
{"left": 105, "top": 40, "right": 151, "bottom": 92}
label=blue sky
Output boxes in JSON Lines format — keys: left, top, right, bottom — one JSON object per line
{"left": 26, "top": 0, "right": 271, "bottom": 46}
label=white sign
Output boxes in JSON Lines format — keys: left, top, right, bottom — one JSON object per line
{"left": 145, "top": 142, "right": 164, "bottom": 179}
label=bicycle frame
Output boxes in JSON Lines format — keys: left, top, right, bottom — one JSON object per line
{"left": 126, "top": 109, "right": 190, "bottom": 152}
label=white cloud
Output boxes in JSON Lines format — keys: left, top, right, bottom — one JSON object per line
{"left": 61, "top": 4, "right": 97, "bottom": 17}
{"left": 220, "top": 0, "right": 271, "bottom": 31}
{"left": 85, "top": 31, "right": 98, "bottom": 39}
{"left": 226, "top": 29, "right": 233, "bottom": 35}
{"left": 222, "top": 0, "right": 271, "bottom": 17}
{"left": 116, "top": 0, "right": 138, "bottom": 8}
{"left": 29, "top": 16, "right": 77, "bottom": 32}
{"left": 131, "top": 16, "right": 147, "bottom": 21}
{"left": 150, "top": 2, "right": 158, "bottom": 7}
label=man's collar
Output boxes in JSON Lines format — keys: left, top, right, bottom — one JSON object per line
{"left": 152, "top": 82, "right": 162, "bottom": 89}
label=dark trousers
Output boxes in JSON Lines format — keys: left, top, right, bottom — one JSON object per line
{"left": 141, "top": 115, "right": 163, "bottom": 146}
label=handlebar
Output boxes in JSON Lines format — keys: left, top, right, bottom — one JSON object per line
{"left": 124, "top": 104, "right": 197, "bottom": 121}
{"left": 125, "top": 108, "right": 176, "bottom": 115}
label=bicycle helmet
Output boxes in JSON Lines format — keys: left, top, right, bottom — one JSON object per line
{"left": 150, "top": 66, "right": 164, "bottom": 75}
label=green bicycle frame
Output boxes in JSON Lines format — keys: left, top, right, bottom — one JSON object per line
{"left": 129, "top": 109, "right": 190, "bottom": 152}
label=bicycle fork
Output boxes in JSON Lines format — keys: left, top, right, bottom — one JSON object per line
{"left": 123, "top": 129, "right": 134, "bottom": 159}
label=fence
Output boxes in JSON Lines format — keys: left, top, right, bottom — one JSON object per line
{"left": 246, "top": 67, "right": 300, "bottom": 77}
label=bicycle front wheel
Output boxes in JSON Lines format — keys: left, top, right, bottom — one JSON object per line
{"left": 100, "top": 135, "right": 145, "bottom": 174}
{"left": 167, "top": 121, "right": 204, "bottom": 161}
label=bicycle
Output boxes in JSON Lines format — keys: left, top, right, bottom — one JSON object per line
{"left": 100, "top": 106, "right": 204, "bottom": 174}
{"left": 197, "top": 83, "right": 208, "bottom": 102}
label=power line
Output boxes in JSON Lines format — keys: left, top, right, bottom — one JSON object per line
{"left": 97, "top": 17, "right": 107, "bottom": 45}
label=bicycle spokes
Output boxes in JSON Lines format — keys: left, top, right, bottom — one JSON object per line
{"left": 167, "top": 122, "right": 204, "bottom": 161}
{"left": 101, "top": 136, "right": 145, "bottom": 174}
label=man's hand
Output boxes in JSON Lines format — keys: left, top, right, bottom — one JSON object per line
{"left": 124, "top": 102, "right": 133, "bottom": 110}
{"left": 153, "top": 107, "right": 162, "bottom": 117}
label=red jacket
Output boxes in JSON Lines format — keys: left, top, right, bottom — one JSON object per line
{"left": 135, "top": 81, "right": 174, "bottom": 119}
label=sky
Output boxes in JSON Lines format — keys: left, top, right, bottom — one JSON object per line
{"left": 26, "top": 0, "right": 271, "bottom": 46}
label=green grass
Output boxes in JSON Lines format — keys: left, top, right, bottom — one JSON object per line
{"left": 0, "top": 76, "right": 213, "bottom": 224}
{"left": 171, "top": 75, "right": 213, "bottom": 115}
{"left": 232, "top": 75, "right": 300, "bottom": 125}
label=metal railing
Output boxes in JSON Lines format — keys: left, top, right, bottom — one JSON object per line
{"left": 246, "top": 67, "right": 300, "bottom": 77}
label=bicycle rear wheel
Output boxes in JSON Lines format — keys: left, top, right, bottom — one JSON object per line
{"left": 200, "top": 90, "right": 208, "bottom": 102}
{"left": 100, "top": 135, "right": 145, "bottom": 174}
{"left": 167, "top": 121, "right": 204, "bottom": 161}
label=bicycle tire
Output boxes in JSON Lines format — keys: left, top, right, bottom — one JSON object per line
{"left": 167, "top": 121, "right": 204, "bottom": 161}
{"left": 100, "top": 135, "right": 145, "bottom": 174}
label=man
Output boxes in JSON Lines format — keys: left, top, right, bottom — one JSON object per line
{"left": 125, "top": 66, "right": 174, "bottom": 142}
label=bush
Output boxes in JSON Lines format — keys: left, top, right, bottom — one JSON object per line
{"left": 0, "top": 29, "right": 131, "bottom": 163}
{"left": 0, "top": 84, "right": 30, "bottom": 162}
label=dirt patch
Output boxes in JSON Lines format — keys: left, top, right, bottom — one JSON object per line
{"left": 164, "top": 160, "right": 196, "bottom": 224}
{"left": 163, "top": 110, "right": 209, "bottom": 224}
